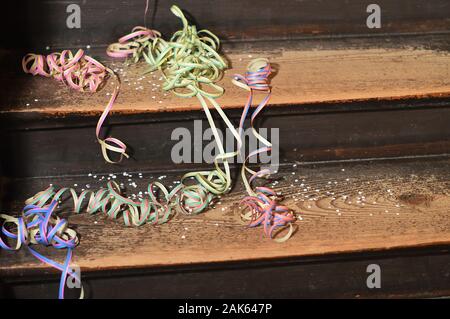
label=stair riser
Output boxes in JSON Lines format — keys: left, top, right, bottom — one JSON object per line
{"left": 2, "top": 105, "right": 449, "bottom": 178}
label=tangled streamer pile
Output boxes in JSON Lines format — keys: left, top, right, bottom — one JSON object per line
{"left": 106, "top": 5, "right": 241, "bottom": 217}
{"left": 0, "top": 201, "right": 83, "bottom": 299}
{"left": 233, "top": 59, "right": 296, "bottom": 242}
{"left": 22, "top": 49, "right": 128, "bottom": 164}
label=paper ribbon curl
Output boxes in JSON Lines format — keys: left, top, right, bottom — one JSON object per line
{"left": 233, "top": 58, "right": 297, "bottom": 242}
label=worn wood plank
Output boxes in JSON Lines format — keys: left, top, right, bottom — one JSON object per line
{"left": 2, "top": 47, "right": 450, "bottom": 115}
{"left": 1, "top": 156, "right": 449, "bottom": 274}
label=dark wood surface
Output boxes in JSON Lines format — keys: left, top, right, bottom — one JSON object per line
{"left": 3, "top": 39, "right": 450, "bottom": 114}
{"left": 2, "top": 0, "right": 450, "bottom": 50}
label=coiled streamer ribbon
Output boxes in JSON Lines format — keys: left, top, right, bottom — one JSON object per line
{"left": 22, "top": 49, "right": 128, "bottom": 163}
{"left": 0, "top": 201, "right": 83, "bottom": 299}
{"left": 232, "top": 59, "right": 296, "bottom": 242}
{"left": 106, "top": 5, "right": 241, "bottom": 216}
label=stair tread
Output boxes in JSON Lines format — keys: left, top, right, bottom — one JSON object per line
{"left": 2, "top": 47, "right": 450, "bottom": 115}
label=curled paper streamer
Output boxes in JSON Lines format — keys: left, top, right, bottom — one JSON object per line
{"left": 233, "top": 59, "right": 296, "bottom": 242}
{"left": 107, "top": 5, "right": 242, "bottom": 216}
{"left": 0, "top": 201, "right": 83, "bottom": 299}
{"left": 22, "top": 49, "right": 128, "bottom": 163}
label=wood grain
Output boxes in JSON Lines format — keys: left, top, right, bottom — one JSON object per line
{"left": 2, "top": 48, "right": 450, "bottom": 115}
{"left": 1, "top": 156, "right": 449, "bottom": 274}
